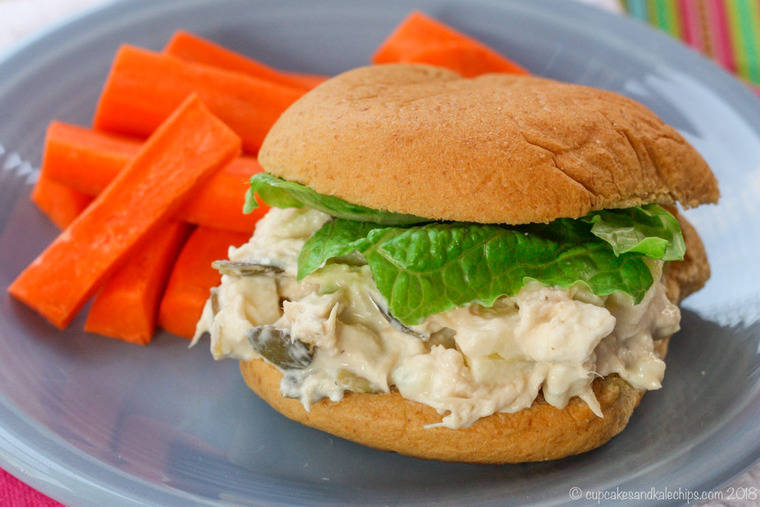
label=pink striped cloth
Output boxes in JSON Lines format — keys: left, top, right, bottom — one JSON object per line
{"left": 0, "top": 470, "right": 60, "bottom": 506}
{"left": 622, "top": 0, "right": 760, "bottom": 95}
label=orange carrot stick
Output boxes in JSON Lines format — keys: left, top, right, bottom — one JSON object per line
{"left": 85, "top": 221, "right": 191, "bottom": 345}
{"left": 43, "top": 121, "right": 140, "bottom": 196}
{"left": 405, "top": 43, "right": 528, "bottom": 78}
{"left": 158, "top": 227, "right": 250, "bottom": 339}
{"left": 283, "top": 72, "right": 328, "bottom": 89}
{"left": 9, "top": 95, "right": 241, "bottom": 329}
{"left": 179, "top": 157, "right": 268, "bottom": 233}
{"left": 30, "top": 176, "right": 92, "bottom": 229}
{"left": 164, "top": 31, "right": 327, "bottom": 90}
{"left": 30, "top": 121, "right": 96, "bottom": 228}
{"left": 41, "top": 122, "right": 266, "bottom": 233}
{"left": 93, "top": 45, "right": 303, "bottom": 154}
{"left": 372, "top": 11, "right": 528, "bottom": 75}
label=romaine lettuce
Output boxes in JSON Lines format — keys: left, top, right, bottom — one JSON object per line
{"left": 249, "top": 173, "right": 684, "bottom": 325}
{"left": 299, "top": 220, "right": 659, "bottom": 325}
{"left": 245, "top": 173, "right": 424, "bottom": 225}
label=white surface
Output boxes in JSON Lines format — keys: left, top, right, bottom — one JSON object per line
{"left": 0, "top": 0, "right": 104, "bottom": 50}
{"left": 0, "top": 0, "right": 756, "bottom": 504}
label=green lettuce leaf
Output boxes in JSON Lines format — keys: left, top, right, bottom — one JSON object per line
{"left": 297, "top": 219, "right": 378, "bottom": 278}
{"left": 244, "top": 173, "right": 425, "bottom": 225}
{"left": 298, "top": 220, "right": 655, "bottom": 325}
{"left": 253, "top": 174, "right": 685, "bottom": 325}
{"left": 523, "top": 206, "right": 684, "bottom": 261}
{"left": 580, "top": 204, "right": 685, "bottom": 261}
{"left": 247, "top": 175, "right": 684, "bottom": 260}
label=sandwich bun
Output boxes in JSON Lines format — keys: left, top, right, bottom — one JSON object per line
{"left": 258, "top": 64, "right": 719, "bottom": 224}
{"left": 240, "top": 212, "right": 709, "bottom": 463}
{"left": 246, "top": 65, "right": 717, "bottom": 463}
{"left": 242, "top": 362, "right": 645, "bottom": 464}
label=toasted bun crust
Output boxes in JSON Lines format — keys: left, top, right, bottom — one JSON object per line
{"left": 240, "top": 213, "right": 709, "bottom": 463}
{"left": 242, "top": 363, "right": 646, "bottom": 464}
{"left": 259, "top": 64, "right": 719, "bottom": 224}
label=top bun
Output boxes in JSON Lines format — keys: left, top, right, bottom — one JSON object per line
{"left": 259, "top": 64, "right": 719, "bottom": 224}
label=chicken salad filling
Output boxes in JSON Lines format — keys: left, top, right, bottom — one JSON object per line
{"left": 193, "top": 207, "right": 680, "bottom": 429}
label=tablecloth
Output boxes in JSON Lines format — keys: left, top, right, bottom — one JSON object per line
{"left": 0, "top": 0, "right": 757, "bottom": 505}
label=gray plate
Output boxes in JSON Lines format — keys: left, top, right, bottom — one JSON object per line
{"left": 0, "top": 0, "right": 758, "bottom": 505}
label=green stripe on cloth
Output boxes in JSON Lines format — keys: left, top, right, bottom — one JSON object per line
{"left": 724, "top": 0, "right": 746, "bottom": 78}
{"left": 650, "top": 0, "right": 682, "bottom": 37}
{"left": 737, "top": 0, "right": 760, "bottom": 82}
{"left": 626, "top": 0, "right": 649, "bottom": 21}
{"left": 647, "top": 0, "right": 659, "bottom": 25}
{"left": 663, "top": 0, "right": 683, "bottom": 37}
{"left": 622, "top": 0, "right": 760, "bottom": 92}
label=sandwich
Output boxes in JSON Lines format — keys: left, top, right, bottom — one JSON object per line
{"left": 193, "top": 64, "right": 719, "bottom": 463}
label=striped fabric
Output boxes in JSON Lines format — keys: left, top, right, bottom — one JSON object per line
{"left": 622, "top": 0, "right": 760, "bottom": 94}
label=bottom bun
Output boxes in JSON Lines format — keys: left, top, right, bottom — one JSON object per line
{"left": 239, "top": 213, "right": 708, "bottom": 463}
{"left": 242, "top": 358, "right": 652, "bottom": 463}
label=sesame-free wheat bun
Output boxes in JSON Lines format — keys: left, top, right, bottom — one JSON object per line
{"left": 258, "top": 64, "right": 719, "bottom": 224}
{"left": 240, "top": 210, "right": 709, "bottom": 464}
{"left": 244, "top": 65, "right": 717, "bottom": 463}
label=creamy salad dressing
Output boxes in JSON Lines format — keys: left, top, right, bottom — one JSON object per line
{"left": 193, "top": 207, "right": 680, "bottom": 429}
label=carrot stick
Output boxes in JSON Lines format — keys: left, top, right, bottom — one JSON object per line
{"left": 374, "top": 12, "right": 461, "bottom": 63}
{"left": 85, "top": 221, "right": 191, "bottom": 345}
{"left": 158, "top": 227, "right": 250, "bottom": 339}
{"left": 9, "top": 95, "right": 241, "bottom": 329}
{"left": 43, "top": 121, "right": 140, "bottom": 196}
{"left": 283, "top": 72, "right": 328, "bottom": 89}
{"left": 179, "top": 157, "right": 268, "bottom": 233}
{"left": 405, "top": 43, "right": 528, "bottom": 78}
{"left": 372, "top": 11, "right": 528, "bottom": 75}
{"left": 164, "top": 31, "right": 326, "bottom": 91}
{"left": 41, "top": 122, "right": 266, "bottom": 232}
{"left": 30, "top": 176, "right": 91, "bottom": 229}
{"left": 93, "top": 45, "right": 303, "bottom": 153}
{"left": 30, "top": 122, "right": 97, "bottom": 228}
